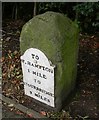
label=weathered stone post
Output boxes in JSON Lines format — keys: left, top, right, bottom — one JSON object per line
{"left": 20, "top": 11, "right": 79, "bottom": 111}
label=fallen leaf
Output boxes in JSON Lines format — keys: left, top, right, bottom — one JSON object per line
{"left": 14, "top": 50, "right": 18, "bottom": 55}
{"left": 6, "top": 37, "right": 11, "bottom": 41}
{"left": 28, "top": 113, "right": 33, "bottom": 118}
{"left": 16, "top": 111, "right": 23, "bottom": 115}
{"left": 40, "top": 111, "right": 46, "bottom": 116}
{"left": 8, "top": 104, "right": 14, "bottom": 107}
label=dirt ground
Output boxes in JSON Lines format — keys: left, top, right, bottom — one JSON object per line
{"left": 2, "top": 19, "right": 99, "bottom": 119}
{"left": 2, "top": 101, "right": 27, "bottom": 118}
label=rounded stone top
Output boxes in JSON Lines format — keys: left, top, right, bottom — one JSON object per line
{"left": 20, "top": 11, "right": 79, "bottom": 63}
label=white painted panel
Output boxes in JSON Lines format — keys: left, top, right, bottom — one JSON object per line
{"left": 21, "top": 48, "right": 55, "bottom": 107}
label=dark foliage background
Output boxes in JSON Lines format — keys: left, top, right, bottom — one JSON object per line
{"left": 2, "top": 2, "right": 99, "bottom": 33}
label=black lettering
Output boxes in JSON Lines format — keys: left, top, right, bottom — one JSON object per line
{"left": 21, "top": 59, "right": 25, "bottom": 63}
{"left": 34, "top": 93, "right": 50, "bottom": 103}
{"left": 27, "top": 61, "right": 31, "bottom": 65}
{"left": 39, "top": 88, "right": 41, "bottom": 91}
{"left": 39, "top": 73, "right": 42, "bottom": 78}
{"left": 38, "top": 65, "right": 42, "bottom": 69}
{"left": 25, "top": 60, "right": 53, "bottom": 74}
{"left": 37, "top": 87, "right": 41, "bottom": 91}
{"left": 37, "top": 80, "right": 41, "bottom": 84}
{"left": 30, "top": 91, "right": 32, "bottom": 94}
{"left": 28, "top": 69, "right": 30, "bottom": 73}
{"left": 33, "top": 85, "right": 36, "bottom": 89}
{"left": 48, "top": 99, "right": 50, "bottom": 103}
{"left": 43, "top": 74, "right": 47, "bottom": 79}
{"left": 50, "top": 69, "right": 53, "bottom": 73}
{"left": 50, "top": 93, "right": 54, "bottom": 97}
{"left": 32, "top": 71, "right": 36, "bottom": 75}
{"left": 36, "top": 87, "right": 38, "bottom": 90}
{"left": 30, "top": 84, "right": 34, "bottom": 89}
{"left": 35, "top": 64, "right": 39, "bottom": 68}
{"left": 31, "top": 54, "right": 35, "bottom": 59}
{"left": 27, "top": 83, "right": 31, "bottom": 87}
{"left": 43, "top": 90, "right": 46, "bottom": 94}
{"left": 34, "top": 79, "right": 36, "bottom": 83}
{"left": 42, "top": 66, "right": 45, "bottom": 70}
{"left": 35, "top": 55, "right": 39, "bottom": 60}
{"left": 24, "top": 82, "right": 54, "bottom": 97}
{"left": 31, "top": 63, "right": 34, "bottom": 67}
{"left": 35, "top": 93, "right": 39, "bottom": 97}
{"left": 45, "top": 67, "right": 49, "bottom": 72}
{"left": 40, "top": 95, "right": 43, "bottom": 100}
{"left": 37, "top": 72, "right": 39, "bottom": 76}
{"left": 44, "top": 97, "right": 47, "bottom": 101}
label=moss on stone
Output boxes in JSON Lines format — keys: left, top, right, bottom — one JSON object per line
{"left": 20, "top": 11, "right": 79, "bottom": 111}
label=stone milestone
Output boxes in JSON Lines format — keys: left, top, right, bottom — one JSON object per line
{"left": 20, "top": 11, "right": 79, "bottom": 111}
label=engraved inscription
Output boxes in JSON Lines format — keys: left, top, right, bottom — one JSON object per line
{"left": 21, "top": 48, "right": 55, "bottom": 107}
